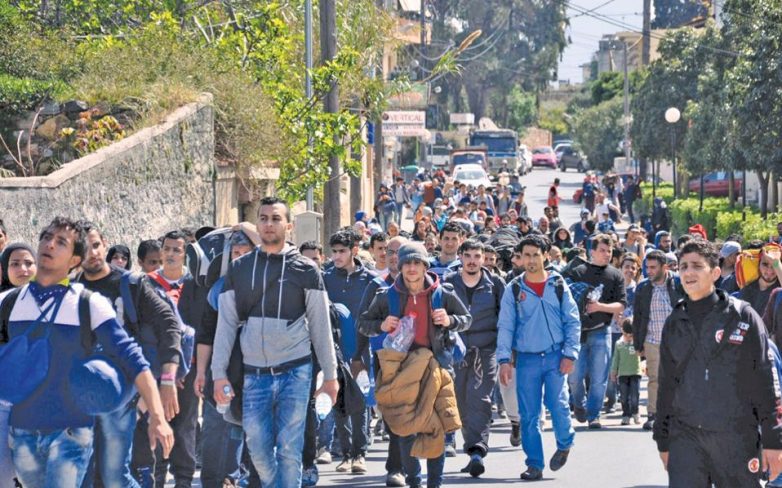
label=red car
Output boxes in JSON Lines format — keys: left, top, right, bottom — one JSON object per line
{"left": 531, "top": 146, "right": 557, "bottom": 168}
{"left": 688, "top": 171, "right": 743, "bottom": 197}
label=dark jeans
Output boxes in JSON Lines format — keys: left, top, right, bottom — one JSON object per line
{"left": 399, "top": 434, "right": 445, "bottom": 488}
{"left": 302, "top": 366, "right": 319, "bottom": 469}
{"left": 155, "top": 368, "right": 199, "bottom": 487}
{"left": 627, "top": 198, "right": 636, "bottom": 223}
{"left": 385, "top": 427, "right": 403, "bottom": 474}
{"left": 617, "top": 375, "right": 640, "bottom": 417}
{"left": 454, "top": 348, "right": 497, "bottom": 457}
{"left": 200, "top": 401, "right": 243, "bottom": 487}
{"left": 605, "top": 332, "right": 623, "bottom": 407}
{"left": 334, "top": 407, "right": 369, "bottom": 459}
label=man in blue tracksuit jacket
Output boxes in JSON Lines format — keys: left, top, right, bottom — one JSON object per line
{"left": 497, "top": 234, "right": 581, "bottom": 482}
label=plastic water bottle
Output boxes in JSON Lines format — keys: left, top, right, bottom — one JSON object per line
{"left": 356, "top": 370, "right": 371, "bottom": 395}
{"left": 587, "top": 284, "right": 604, "bottom": 304}
{"left": 315, "top": 393, "right": 332, "bottom": 420}
{"left": 216, "top": 384, "right": 232, "bottom": 414}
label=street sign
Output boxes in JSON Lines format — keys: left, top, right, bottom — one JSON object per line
{"left": 382, "top": 124, "right": 431, "bottom": 138}
{"left": 450, "top": 113, "right": 475, "bottom": 125}
{"left": 382, "top": 111, "right": 426, "bottom": 126}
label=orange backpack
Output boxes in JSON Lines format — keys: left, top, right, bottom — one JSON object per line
{"left": 735, "top": 243, "right": 782, "bottom": 289}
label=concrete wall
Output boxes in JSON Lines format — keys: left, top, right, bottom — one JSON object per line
{"left": 0, "top": 94, "right": 216, "bottom": 254}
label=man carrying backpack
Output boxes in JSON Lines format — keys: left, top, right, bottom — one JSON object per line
{"left": 444, "top": 240, "right": 505, "bottom": 478}
{"left": 0, "top": 217, "right": 173, "bottom": 487}
{"left": 74, "top": 222, "right": 183, "bottom": 488}
{"left": 212, "top": 197, "right": 339, "bottom": 488}
{"left": 359, "top": 241, "right": 471, "bottom": 488}
{"left": 497, "top": 234, "right": 581, "bottom": 482}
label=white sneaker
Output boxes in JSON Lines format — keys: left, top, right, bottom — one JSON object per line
{"left": 621, "top": 416, "right": 631, "bottom": 425}
{"left": 632, "top": 414, "right": 641, "bottom": 425}
{"left": 315, "top": 449, "right": 332, "bottom": 465}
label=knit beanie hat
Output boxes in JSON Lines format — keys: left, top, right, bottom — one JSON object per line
{"left": 397, "top": 242, "right": 430, "bottom": 268}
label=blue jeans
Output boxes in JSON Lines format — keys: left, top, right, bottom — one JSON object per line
{"left": 516, "top": 351, "right": 575, "bottom": 470}
{"left": 82, "top": 398, "right": 140, "bottom": 488}
{"left": 10, "top": 426, "right": 94, "bottom": 488}
{"left": 395, "top": 202, "right": 405, "bottom": 224}
{"left": 399, "top": 434, "right": 445, "bottom": 488}
{"left": 334, "top": 406, "right": 368, "bottom": 458}
{"left": 0, "top": 402, "right": 15, "bottom": 488}
{"left": 317, "top": 410, "right": 336, "bottom": 453}
{"left": 243, "top": 362, "right": 312, "bottom": 488}
{"left": 200, "top": 401, "right": 244, "bottom": 487}
{"left": 568, "top": 328, "right": 612, "bottom": 421}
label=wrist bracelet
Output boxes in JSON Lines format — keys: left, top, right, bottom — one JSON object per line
{"left": 160, "top": 380, "right": 176, "bottom": 387}
{"left": 160, "top": 373, "right": 176, "bottom": 381}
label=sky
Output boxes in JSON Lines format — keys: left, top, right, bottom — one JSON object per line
{"left": 559, "top": 0, "right": 647, "bottom": 84}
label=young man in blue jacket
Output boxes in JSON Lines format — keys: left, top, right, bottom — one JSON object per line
{"left": 497, "top": 234, "right": 581, "bottom": 482}
{"left": 0, "top": 217, "right": 173, "bottom": 487}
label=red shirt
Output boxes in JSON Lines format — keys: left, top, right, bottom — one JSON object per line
{"left": 406, "top": 291, "right": 432, "bottom": 348}
{"left": 525, "top": 278, "right": 546, "bottom": 298}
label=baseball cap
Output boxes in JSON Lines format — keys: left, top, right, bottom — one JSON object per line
{"left": 720, "top": 241, "right": 742, "bottom": 258}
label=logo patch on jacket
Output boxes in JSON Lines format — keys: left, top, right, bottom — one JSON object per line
{"left": 715, "top": 330, "right": 723, "bottom": 343}
{"left": 729, "top": 323, "right": 749, "bottom": 345}
{"left": 518, "top": 291, "right": 527, "bottom": 302}
{"left": 748, "top": 457, "right": 760, "bottom": 473}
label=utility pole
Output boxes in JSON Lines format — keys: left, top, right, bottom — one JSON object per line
{"left": 305, "top": 0, "right": 314, "bottom": 210}
{"left": 640, "top": 0, "right": 651, "bottom": 182}
{"left": 420, "top": 0, "right": 428, "bottom": 168}
{"left": 321, "top": 0, "right": 341, "bottom": 240}
{"left": 623, "top": 41, "right": 631, "bottom": 174}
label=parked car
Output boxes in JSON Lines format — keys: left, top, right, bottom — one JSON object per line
{"left": 554, "top": 142, "right": 572, "bottom": 163}
{"left": 688, "top": 171, "right": 743, "bottom": 197}
{"left": 559, "top": 146, "right": 589, "bottom": 172}
{"left": 531, "top": 146, "right": 557, "bottom": 169}
{"left": 454, "top": 164, "right": 492, "bottom": 189}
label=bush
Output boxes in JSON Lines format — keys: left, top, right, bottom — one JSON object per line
{"left": 637, "top": 182, "right": 675, "bottom": 217}
{"left": 0, "top": 74, "right": 67, "bottom": 112}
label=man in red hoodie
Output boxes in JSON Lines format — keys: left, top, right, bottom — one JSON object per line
{"left": 359, "top": 242, "right": 471, "bottom": 488}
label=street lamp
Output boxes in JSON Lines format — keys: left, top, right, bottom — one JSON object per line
{"left": 665, "top": 107, "right": 680, "bottom": 200}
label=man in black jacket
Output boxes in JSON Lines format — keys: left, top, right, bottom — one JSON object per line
{"left": 632, "top": 249, "right": 682, "bottom": 431}
{"left": 444, "top": 239, "right": 505, "bottom": 478}
{"left": 75, "top": 223, "right": 182, "bottom": 488}
{"left": 655, "top": 239, "right": 782, "bottom": 486}
{"left": 359, "top": 242, "right": 471, "bottom": 488}
{"left": 563, "top": 234, "right": 626, "bottom": 429}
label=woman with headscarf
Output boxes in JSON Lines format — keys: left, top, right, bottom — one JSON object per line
{"left": 0, "top": 242, "right": 36, "bottom": 488}
{"left": 552, "top": 227, "right": 574, "bottom": 251}
{"left": 107, "top": 244, "right": 132, "bottom": 270}
{"left": 0, "top": 242, "right": 36, "bottom": 294}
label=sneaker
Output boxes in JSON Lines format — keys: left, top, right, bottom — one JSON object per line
{"left": 385, "top": 471, "right": 405, "bottom": 487}
{"left": 588, "top": 419, "right": 602, "bottom": 430}
{"left": 621, "top": 416, "right": 630, "bottom": 425}
{"left": 302, "top": 466, "right": 319, "bottom": 487}
{"left": 445, "top": 443, "right": 457, "bottom": 458}
{"left": 382, "top": 432, "right": 390, "bottom": 442}
{"left": 467, "top": 454, "right": 485, "bottom": 478}
{"left": 315, "top": 449, "right": 332, "bottom": 465}
{"left": 643, "top": 414, "right": 655, "bottom": 431}
{"left": 498, "top": 408, "right": 507, "bottom": 419}
{"left": 549, "top": 448, "right": 570, "bottom": 471}
{"left": 510, "top": 421, "right": 522, "bottom": 447}
{"left": 520, "top": 466, "right": 543, "bottom": 481}
{"left": 574, "top": 407, "right": 587, "bottom": 423}
{"left": 633, "top": 414, "right": 641, "bottom": 424}
{"left": 373, "top": 420, "right": 384, "bottom": 437}
{"left": 335, "top": 457, "right": 352, "bottom": 473}
{"left": 351, "top": 455, "right": 367, "bottom": 474}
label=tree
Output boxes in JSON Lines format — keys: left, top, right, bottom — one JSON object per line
{"left": 652, "top": 0, "right": 709, "bottom": 29}
{"left": 572, "top": 97, "right": 623, "bottom": 173}
{"left": 538, "top": 107, "right": 568, "bottom": 136}
{"left": 505, "top": 86, "right": 536, "bottom": 131}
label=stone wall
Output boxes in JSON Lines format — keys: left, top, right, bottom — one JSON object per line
{"left": 0, "top": 94, "right": 215, "bottom": 254}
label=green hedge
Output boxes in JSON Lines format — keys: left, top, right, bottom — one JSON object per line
{"left": 636, "top": 182, "right": 675, "bottom": 217}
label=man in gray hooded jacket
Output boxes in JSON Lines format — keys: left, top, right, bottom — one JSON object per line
{"left": 212, "top": 196, "right": 338, "bottom": 488}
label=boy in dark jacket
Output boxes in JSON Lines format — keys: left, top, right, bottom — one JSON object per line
{"left": 359, "top": 242, "right": 471, "bottom": 488}
{"left": 655, "top": 239, "right": 782, "bottom": 486}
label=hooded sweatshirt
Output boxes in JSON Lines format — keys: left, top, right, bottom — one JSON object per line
{"left": 211, "top": 245, "right": 338, "bottom": 381}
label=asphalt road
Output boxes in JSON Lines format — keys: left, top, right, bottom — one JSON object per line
{"left": 316, "top": 167, "right": 666, "bottom": 487}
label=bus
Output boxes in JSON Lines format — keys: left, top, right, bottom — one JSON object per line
{"left": 469, "top": 129, "right": 520, "bottom": 175}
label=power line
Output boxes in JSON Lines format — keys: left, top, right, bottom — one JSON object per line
{"left": 565, "top": 1, "right": 741, "bottom": 58}
{"left": 569, "top": 0, "right": 617, "bottom": 18}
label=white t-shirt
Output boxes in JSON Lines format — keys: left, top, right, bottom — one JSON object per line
{"left": 595, "top": 203, "right": 611, "bottom": 222}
